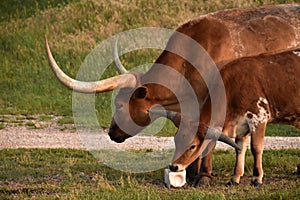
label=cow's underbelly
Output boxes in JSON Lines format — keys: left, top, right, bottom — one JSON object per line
{"left": 268, "top": 113, "right": 300, "bottom": 129}
{"left": 223, "top": 117, "right": 249, "bottom": 139}
{"left": 223, "top": 97, "right": 270, "bottom": 139}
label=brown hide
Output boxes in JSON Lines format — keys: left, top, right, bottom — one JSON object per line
{"left": 177, "top": 17, "right": 234, "bottom": 63}
{"left": 203, "top": 4, "right": 300, "bottom": 62}
{"left": 240, "top": 16, "right": 296, "bottom": 55}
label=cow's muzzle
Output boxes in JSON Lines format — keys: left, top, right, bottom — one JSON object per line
{"left": 169, "top": 163, "right": 184, "bottom": 172}
{"left": 108, "top": 126, "right": 131, "bottom": 143}
{"left": 169, "top": 164, "right": 179, "bottom": 172}
{"left": 109, "top": 133, "right": 126, "bottom": 143}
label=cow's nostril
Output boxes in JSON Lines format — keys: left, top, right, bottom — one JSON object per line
{"left": 169, "top": 164, "right": 179, "bottom": 172}
{"left": 108, "top": 133, "right": 125, "bottom": 143}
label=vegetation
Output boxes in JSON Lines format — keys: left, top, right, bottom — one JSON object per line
{"left": 0, "top": 148, "right": 299, "bottom": 199}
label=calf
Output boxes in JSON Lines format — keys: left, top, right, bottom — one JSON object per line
{"left": 150, "top": 48, "right": 300, "bottom": 186}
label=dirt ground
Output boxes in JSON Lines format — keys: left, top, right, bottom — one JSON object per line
{"left": 0, "top": 114, "right": 300, "bottom": 150}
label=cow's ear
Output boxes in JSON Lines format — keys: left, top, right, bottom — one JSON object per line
{"left": 132, "top": 86, "right": 148, "bottom": 99}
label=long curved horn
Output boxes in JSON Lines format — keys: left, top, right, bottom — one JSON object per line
{"left": 207, "top": 128, "right": 241, "bottom": 151}
{"left": 113, "top": 38, "right": 128, "bottom": 74}
{"left": 149, "top": 109, "right": 241, "bottom": 151}
{"left": 45, "top": 36, "right": 136, "bottom": 93}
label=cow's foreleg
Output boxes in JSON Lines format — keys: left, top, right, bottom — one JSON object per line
{"left": 250, "top": 122, "right": 266, "bottom": 186}
{"left": 193, "top": 145, "right": 215, "bottom": 186}
{"left": 227, "top": 134, "right": 250, "bottom": 186}
{"left": 186, "top": 157, "right": 200, "bottom": 183}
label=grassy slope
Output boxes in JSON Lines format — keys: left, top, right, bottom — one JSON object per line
{"left": 0, "top": 148, "right": 299, "bottom": 199}
{"left": 0, "top": 0, "right": 299, "bottom": 136}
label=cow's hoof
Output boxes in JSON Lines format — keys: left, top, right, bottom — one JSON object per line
{"left": 251, "top": 180, "right": 262, "bottom": 187}
{"left": 294, "top": 165, "right": 300, "bottom": 175}
{"left": 226, "top": 178, "right": 239, "bottom": 186}
{"left": 193, "top": 175, "right": 212, "bottom": 187}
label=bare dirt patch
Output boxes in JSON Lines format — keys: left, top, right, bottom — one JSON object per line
{"left": 0, "top": 115, "right": 300, "bottom": 150}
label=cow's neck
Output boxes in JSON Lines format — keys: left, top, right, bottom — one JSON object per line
{"left": 145, "top": 84, "right": 181, "bottom": 112}
{"left": 145, "top": 82, "right": 205, "bottom": 117}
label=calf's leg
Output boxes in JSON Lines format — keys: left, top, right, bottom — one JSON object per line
{"left": 250, "top": 122, "right": 266, "bottom": 186}
{"left": 227, "top": 134, "right": 250, "bottom": 185}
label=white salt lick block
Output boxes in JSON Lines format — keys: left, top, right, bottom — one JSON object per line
{"left": 164, "top": 169, "right": 186, "bottom": 188}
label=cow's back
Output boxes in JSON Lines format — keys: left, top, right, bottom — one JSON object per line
{"left": 176, "top": 4, "right": 300, "bottom": 63}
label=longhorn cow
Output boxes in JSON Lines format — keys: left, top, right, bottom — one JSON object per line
{"left": 45, "top": 4, "right": 300, "bottom": 186}
{"left": 150, "top": 48, "right": 300, "bottom": 186}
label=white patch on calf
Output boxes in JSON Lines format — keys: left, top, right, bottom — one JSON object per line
{"left": 235, "top": 117, "right": 249, "bottom": 137}
{"left": 245, "top": 97, "right": 270, "bottom": 133}
{"left": 292, "top": 51, "right": 300, "bottom": 57}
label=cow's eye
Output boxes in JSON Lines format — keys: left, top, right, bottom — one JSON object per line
{"left": 189, "top": 145, "right": 196, "bottom": 151}
{"left": 116, "top": 104, "right": 123, "bottom": 110}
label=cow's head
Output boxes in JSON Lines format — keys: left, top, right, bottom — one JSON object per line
{"left": 149, "top": 109, "right": 241, "bottom": 172}
{"left": 108, "top": 85, "right": 156, "bottom": 143}
{"left": 45, "top": 37, "right": 161, "bottom": 143}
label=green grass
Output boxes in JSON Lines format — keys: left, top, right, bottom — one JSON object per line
{"left": 266, "top": 124, "right": 300, "bottom": 137}
{"left": 0, "top": 148, "right": 299, "bottom": 199}
{"left": 40, "top": 115, "right": 54, "bottom": 121}
{"left": 58, "top": 116, "right": 74, "bottom": 125}
{"left": 0, "top": 0, "right": 80, "bottom": 22}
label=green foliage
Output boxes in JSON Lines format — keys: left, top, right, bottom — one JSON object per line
{"left": 0, "top": 148, "right": 299, "bottom": 199}
{"left": 266, "top": 124, "right": 300, "bottom": 137}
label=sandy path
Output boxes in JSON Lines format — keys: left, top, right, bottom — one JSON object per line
{"left": 1, "top": 126, "right": 299, "bottom": 151}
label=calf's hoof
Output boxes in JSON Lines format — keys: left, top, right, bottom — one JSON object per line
{"left": 193, "top": 175, "right": 212, "bottom": 187}
{"left": 226, "top": 178, "right": 239, "bottom": 187}
{"left": 251, "top": 180, "right": 262, "bottom": 187}
{"left": 294, "top": 165, "right": 300, "bottom": 175}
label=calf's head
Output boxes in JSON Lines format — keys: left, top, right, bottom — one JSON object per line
{"left": 149, "top": 109, "right": 241, "bottom": 172}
